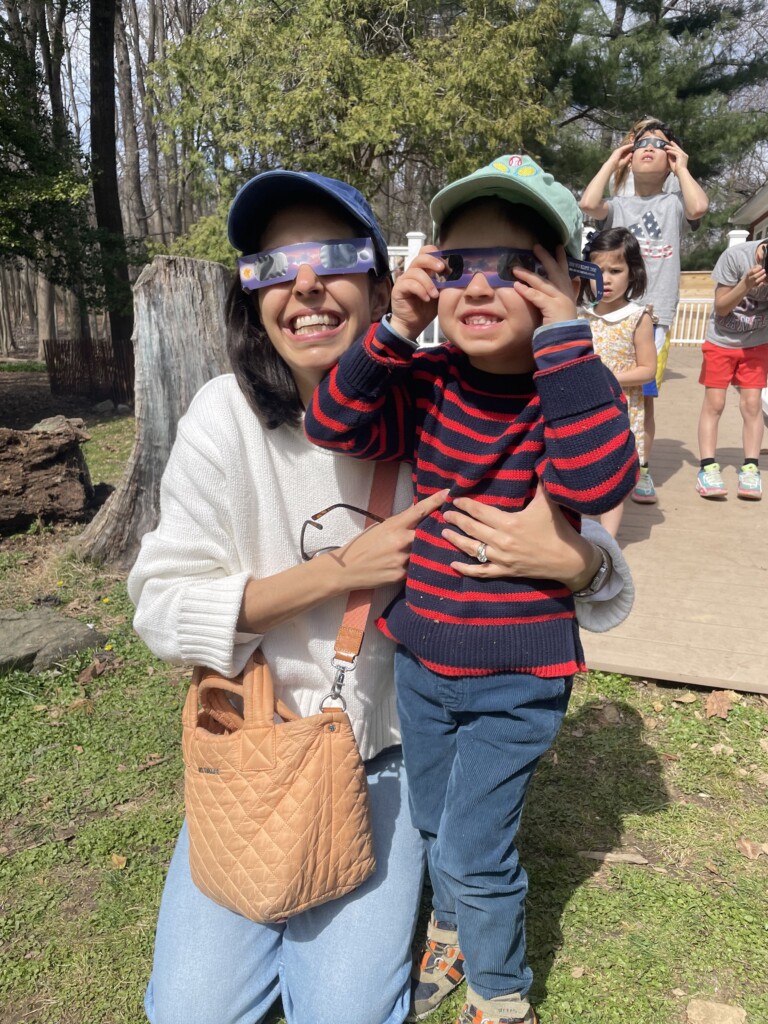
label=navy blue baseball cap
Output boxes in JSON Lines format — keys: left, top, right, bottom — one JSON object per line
{"left": 227, "top": 170, "right": 390, "bottom": 275}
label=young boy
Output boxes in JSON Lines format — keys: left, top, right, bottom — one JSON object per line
{"left": 696, "top": 238, "right": 768, "bottom": 500}
{"left": 580, "top": 120, "right": 709, "bottom": 504}
{"left": 305, "top": 154, "right": 638, "bottom": 1024}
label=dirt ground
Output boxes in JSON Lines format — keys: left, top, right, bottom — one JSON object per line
{"left": 0, "top": 372, "right": 99, "bottom": 431}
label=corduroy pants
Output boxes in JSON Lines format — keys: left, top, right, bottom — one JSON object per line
{"left": 395, "top": 646, "right": 572, "bottom": 1001}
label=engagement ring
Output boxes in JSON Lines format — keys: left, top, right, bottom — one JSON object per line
{"left": 476, "top": 542, "right": 488, "bottom": 564}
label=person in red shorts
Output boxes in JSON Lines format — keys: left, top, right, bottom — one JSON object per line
{"left": 696, "top": 238, "right": 768, "bottom": 500}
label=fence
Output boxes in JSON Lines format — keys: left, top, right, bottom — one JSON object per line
{"left": 43, "top": 335, "right": 134, "bottom": 404}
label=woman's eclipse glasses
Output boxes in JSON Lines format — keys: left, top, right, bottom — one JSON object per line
{"left": 239, "top": 238, "right": 376, "bottom": 291}
{"left": 431, "top": 248, "right": 604, "bottom": 301}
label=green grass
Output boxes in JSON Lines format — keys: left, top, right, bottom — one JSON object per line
{"left": 83, "top": 414, "right": 135, "bottom": 487}
{"left": 0, "top": 360, "right": 47, "bottom": 372}
{"left": 1, "top": 542, "right": 767, "bottom": 1023}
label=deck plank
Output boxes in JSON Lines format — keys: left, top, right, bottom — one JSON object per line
{"left": 582, "top": 345, "right": 768, "bottom": 694}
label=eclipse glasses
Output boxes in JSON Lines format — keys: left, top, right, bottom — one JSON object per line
{"left": 430, "top": 248, "right": 604, "bottom": 301}
{"left": 633, "top": 137, "right": 669, "bottom": 152}
{"left": 238, "top": 237, "right": 376, "bottom": 291}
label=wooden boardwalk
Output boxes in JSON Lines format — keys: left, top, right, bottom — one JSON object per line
{"left": 582, "top": 344, "right": 768, "bottom": 695}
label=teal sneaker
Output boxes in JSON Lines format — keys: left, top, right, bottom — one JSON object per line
{"left": 737, "top": 463, "right": 762, "bottom": 500}
{"left": 631, "top": 466, "right": 657, "bottom": 504}
{"left": 696, "top": 463, "right": 727, "bottom": 499}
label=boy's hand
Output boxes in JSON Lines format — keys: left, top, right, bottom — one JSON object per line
{"left": 743, "top": 260, "right": 767, "bottom": 291}
{"left": 511, "top": 245, "right": 578, "bottom": 326}
{"left": 608, "top": 142, "right": 634, "bottom": 171}
{"left": 389, "top": 246, "right": 445, "bottom": 341}
{"left": 665, "top": 140, "right": 690, "bottom": 176}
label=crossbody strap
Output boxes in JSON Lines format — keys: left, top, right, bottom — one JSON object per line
{"left": 321, "top": 460, "right": 401, "bottom": 711}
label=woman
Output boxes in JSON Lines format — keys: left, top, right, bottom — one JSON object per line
{"left": 127, "top": 169, "right": 634, "bottom": 1024}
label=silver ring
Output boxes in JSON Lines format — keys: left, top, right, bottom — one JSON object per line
{"left": 476, "top": 542, "right": 488, "bottom": 564}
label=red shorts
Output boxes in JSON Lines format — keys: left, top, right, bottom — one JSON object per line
{"left": 699, "top": 341, "right": 768, "bottom": 390}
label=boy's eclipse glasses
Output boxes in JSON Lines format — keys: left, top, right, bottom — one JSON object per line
{"left": 431, "top": 248, "right": 604, "bottom": 301}
{"left": 238, "top": 238, "right": 376, "bottom": 291}
{"left": 633, "top": 137, "right": 668, "bottom": 152}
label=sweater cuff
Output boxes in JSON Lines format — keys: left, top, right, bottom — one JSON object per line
{"left": 574, "top": 521, "right": 635, "bottom": 633}
{"left": 177, "top": 571, "right": 263, "bottom": 675}
{"left": 532, "top": 320, "right": 594, "bottom": 371}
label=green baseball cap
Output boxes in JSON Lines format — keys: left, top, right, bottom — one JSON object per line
{"left": 430, "top": 154, "right": 583, "bottom": 257}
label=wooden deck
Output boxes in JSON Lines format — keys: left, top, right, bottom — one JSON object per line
{"left": 581, "top": 344, "right": 768, "bottom": 694}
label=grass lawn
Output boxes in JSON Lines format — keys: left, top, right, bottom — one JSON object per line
{"left": 1, "top": 415, "right": 767, "bottom": 1023}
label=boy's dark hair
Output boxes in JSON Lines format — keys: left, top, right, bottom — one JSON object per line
{"left": 226, "top": 197, "right": 390, "bottom": 429}
{"left": 437, "top": 197, "right": 561, "bottom": 253}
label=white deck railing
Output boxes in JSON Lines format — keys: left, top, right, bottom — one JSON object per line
{"left": 671, "top": 298, "right": 711, "bottom": 345}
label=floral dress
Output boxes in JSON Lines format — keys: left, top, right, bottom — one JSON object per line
{"left": 581, "top": 302, "right": 649, "bottom": 464}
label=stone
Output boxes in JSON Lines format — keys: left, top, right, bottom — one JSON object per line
{"left": 92, "top": 399, "right": 115, "bottom": 414}
{"left": 0, "top": 608, "right": 108, "bottom": 674}
{"left": 686, "top": 999, "right": 746, "bottom": 1024}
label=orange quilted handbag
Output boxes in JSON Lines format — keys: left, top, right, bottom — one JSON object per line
{"left": 182, "top": 461, "right": 398, "bottom": 923}
{"left": 182, "top": 651, "right": 376, "bottom": 922}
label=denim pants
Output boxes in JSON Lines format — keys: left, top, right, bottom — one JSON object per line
{"left": 395, "top": 647, "right": 572, "bottom": 1001}
{"left": 145, "top": 747, "right": 424, "bottom": 1024}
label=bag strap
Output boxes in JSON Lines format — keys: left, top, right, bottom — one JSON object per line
{"left": 322, "top": 460, "right": 400, "bottom": 711}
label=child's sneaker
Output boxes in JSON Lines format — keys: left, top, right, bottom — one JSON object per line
{"left": 408, "top": 913, "right": 465, "bottom": 1020}
{"left": 455, "top": 987, "right": 537, "bottom": 1024}
{"left": 738, "top": 463, "right": 762, "bottom": 500}
{"left": 696, "top": 463, "right": 727, "bottom": 499}
{"left": 631, "top": 466, "right": 657, "bottom": 504}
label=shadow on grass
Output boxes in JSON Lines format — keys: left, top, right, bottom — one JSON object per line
{"left": 521, "top": 698, "right": 669, "bottom": 1005}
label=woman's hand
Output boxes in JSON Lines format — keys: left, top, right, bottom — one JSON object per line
{"left": 441, "top": 488, "right": 601, "bottom": 590}
{"left": 328, "top": 488, "right": 450, "bottom": 590}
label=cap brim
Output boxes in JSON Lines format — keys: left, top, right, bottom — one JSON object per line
{"left": 431, "top": 177, "right": 576, "bottom": 255}
{"left": 228, "top": 171, "right": 390, "bottom": 275}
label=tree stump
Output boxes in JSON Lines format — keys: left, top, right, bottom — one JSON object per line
{"left": 74, "top": 256, "right": 232, "bottom": 569}
{"left": 0, "top": 417, "right": 94, "bottom": 533}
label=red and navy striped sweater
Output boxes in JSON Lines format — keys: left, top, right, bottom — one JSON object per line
{"left": 305, "top": 319, "right": 638, "bottom": 678}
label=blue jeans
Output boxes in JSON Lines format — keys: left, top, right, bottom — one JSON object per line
{"left": 395, "top": 647, "right": 571, "bottom": 1001}
{"left": 145, "top": 747, "right": 424, "bottom": 1024}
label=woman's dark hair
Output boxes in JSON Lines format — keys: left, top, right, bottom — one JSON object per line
{"left": 225, "top": 280, "right": 304, "bottom": 430}
{"left": 580, "top": 227, "right": 647, "bottom": 304}
{"left": 437, "top": 197, "right": 561, "bottom": 253}
{"left": 226, "top": 202, "right": 390, "bottom": 430}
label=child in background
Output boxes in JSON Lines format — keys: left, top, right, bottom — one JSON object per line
{"left": 580, "top": 228, "right": 657, "bottom": 533}
{"left": 306, "top": 155, "right": 639, "bottom": 1024}
{"left": 696, "top": 237, "right": 768, "bottom": 500}
{"left": 580, "top": 119, "right": 709, "bottom": 504}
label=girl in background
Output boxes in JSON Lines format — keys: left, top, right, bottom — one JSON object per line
{"left": 581, "top": 228, "right": 657, "bottom": 535}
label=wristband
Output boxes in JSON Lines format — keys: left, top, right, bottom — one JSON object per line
{"left": 571, "top": 546, "right": 613, "bottom": 598}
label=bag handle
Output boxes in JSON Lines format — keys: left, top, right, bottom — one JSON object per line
{"left": 322, "top": 461, "right": 400, "bottom": 710}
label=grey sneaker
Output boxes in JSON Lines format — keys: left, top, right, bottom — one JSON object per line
{"left": 737, "top": 463, "right": 762, "bottom": 500}
{"left": 455, "top": 986, "right": 537, "bottom": 1024}
{"left": 696, "top": 463, "right": 727, "bottom": 499}
{"left": 631, "top": 466, "right": 657, "bottom": 504}
{"left": 408, "top": 913, "right": 465, "bottom": 1020}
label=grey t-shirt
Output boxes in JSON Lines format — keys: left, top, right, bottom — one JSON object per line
{"left": 601, "top": 193, "right": 689, "bottom": 327}
{"left": 705, "top": 241, "right": 768, "bottom": 349}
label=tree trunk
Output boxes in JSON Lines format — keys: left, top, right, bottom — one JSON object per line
{"left": 74, "top": 256, "right": 231, "bottom": 568}
{"left": 130, "top": 0, "right": 165, "bottom": 244}
{"left": 115, "top": 0, "right": 148, "bottom": 238}
{"left": 90, "top": 0, "right": 135, "bottom": 401}
{"left": 0, "top": 271, "right": 16, "bottom": 355}
{"left": 36, "top": 273, "right": 57, "bottom": 359}
{"left": 23, "top": 261, "right": 38, "bottom": 341}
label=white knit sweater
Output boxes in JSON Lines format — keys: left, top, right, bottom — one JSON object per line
{"left": 128, "top": 374, "right": 634, "bottom": 761}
